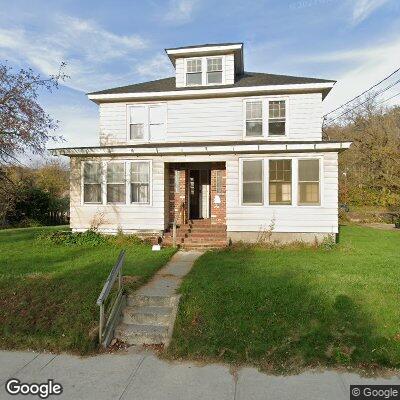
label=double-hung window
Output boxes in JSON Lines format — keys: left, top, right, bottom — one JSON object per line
{"left": 186, "top": 59, "right": 202, "bottom": 86}
{"left": 269, "top": 160, "right": 292, "bottom": 205}
{"left": 298, "top": 159, "right": 320, "bottom": 205}
{"left": 107, "top": 162, "right": 126, "bottom": 204}
{"left": 245, "top": 101, "right": 263, "bottom": 137}
{"left": 207, "top": 57, "right": 223, "bottom": 84}
{"left": 269, "top": 100, "right": 286, "bottom": 136}
{"left": 129, "top": 106, "right": 147, "bottom": 140}
{"left": 242, "top": 160, "right": 263, "bottom": 205}
{"left": 83, "top": 162, "right": 102, "bottom": 204}
{"left": 131, "top": 162, "right": 150, "bottom": 204}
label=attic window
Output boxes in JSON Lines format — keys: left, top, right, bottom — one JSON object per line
{"left": 207, "top": 58, "right": 222, "bottom": 84}
{"left": 186, "top": 59, "right": 202, "bottom": 86}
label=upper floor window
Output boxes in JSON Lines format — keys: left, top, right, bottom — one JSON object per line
{"left": 207, "top": 58, "right": 223, "bottom": 84}
{"left": 298, "top": 159, "right": 320, "bottom": 205}
{"left": 186, "top": 59, "right": 202, "bottom": 86}
{"left": 269, "top": 100, "right": 286, "bottom": 136}
{"left": 83, "top": 162, "right": 102, "bottom": 204}
{"left": 245, "top": 101, "right": 263, "bottom": 137}
{"left": 269, "top": 159, "right": 292, "bottom": 205}
{"left": 128, "top": 104, "right": 166, "bottom": 142}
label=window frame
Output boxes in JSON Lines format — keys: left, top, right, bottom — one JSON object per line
{"left": 245, "top": 100, "right": 263, "bottom": 138}
{"left": 126, "top": 103, "right": 167, "bottom": 143}
{"left": 297, "top": 157, "right": 322, "bottom": 206}
{"left": 268, "top": 99, "right": 287, "bottom": 137}
{"left": 268, "top": 158, "right": 293, "bottom": 206}
{"left": 81, "top": 161, "right": 104, "bottom": 205}
{"left": 106, "top": 161, "right": 126, "bottom": 205}
{"left": 129, "top": 160, "right": 152, "bottom": 205}
{"left": 243, "top": 97, "right": 289, "bottom": 140}
{"left": 239, "top": 158, "right": 264, "bottom": 206}
{"left": 184, "top": 56, "right": 225, "bottom": 87}
{"left": 206, "top": 56, "right": 224, "bottom": 85}
{"left": 185, "top": 57, "right": 203, "bottom": 87}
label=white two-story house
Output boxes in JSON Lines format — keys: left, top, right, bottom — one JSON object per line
{"left": 52, "top": 42, "right": 351, "bottom": 248}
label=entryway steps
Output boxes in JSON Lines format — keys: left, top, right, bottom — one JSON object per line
{"left": 163, "top": 219, "right": 227, "bottom": 250}
{"left": 115, "top": 323, "right": 168, "bottom": 345}
{"left": 122, "top": 305, "right": 173, "bottom": 325}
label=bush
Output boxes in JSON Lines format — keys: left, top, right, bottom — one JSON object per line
{"left": 37, "top": 230, "right": 144, "bottom": 247}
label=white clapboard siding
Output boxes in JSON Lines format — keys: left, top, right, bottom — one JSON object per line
{"left": 69, "top": 157, "right": 165, "bottom": 232}
{"left": 226, "top": 152, "right": 338, "bottom": 233}
{"left": 175, "top": 58, "right": 185, "bottom": 88}
{"left": 99, "top": 92, "right": 323, "bottom": 145}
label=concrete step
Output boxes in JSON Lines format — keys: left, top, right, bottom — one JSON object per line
{"left": 122, "top": 305, "right": 173, "bottom": 325}
{"left": 182, "top": 245, "right": 225, "bottom": 250}
{"left": 128, "top": 294, "right": 174, "bottom": 307}
{"left": 115, "top": 323, "right": 168, "bottom": 345}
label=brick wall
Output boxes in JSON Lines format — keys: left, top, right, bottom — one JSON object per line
{"left": 168, "top": 165, "right": 187, "bottom": 226}
{"left": 210, "top": 165, "right": 226, "bottom": 225}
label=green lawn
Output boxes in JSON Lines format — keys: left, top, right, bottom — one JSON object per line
{"left": 166, "top": 225, "right": 400, "bottom": 373}
{"left": 0, "top": 226, "right": 175, "bottom": 354}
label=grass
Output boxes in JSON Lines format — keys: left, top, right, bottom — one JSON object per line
{"left": 166, "top": 225, "right": 400, "bottom": 374}
{"left": 0, "top": 226, "right": 176, "bottom": 355}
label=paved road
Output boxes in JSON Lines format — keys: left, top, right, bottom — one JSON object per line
{"left": 0, "top": 349, "right": 399, "bottom": 399}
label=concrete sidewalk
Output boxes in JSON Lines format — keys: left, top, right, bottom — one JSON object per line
{"left": 1, "top": 349, "right": 399, "bottom": 400}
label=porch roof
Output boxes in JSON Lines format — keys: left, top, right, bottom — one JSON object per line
{"left": 50, "top": 140, "right": 351, "bottom": 157}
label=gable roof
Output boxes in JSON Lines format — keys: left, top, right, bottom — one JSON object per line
{"left": 88, "top": 71, "right": 336, "bottom": 96}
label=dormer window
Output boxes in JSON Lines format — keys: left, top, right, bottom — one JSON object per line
{"left": 207, "top": 57, "right": 223, "bottom": 84}
{"left": 186, "top": 59, "right": 202, "bottom": 86}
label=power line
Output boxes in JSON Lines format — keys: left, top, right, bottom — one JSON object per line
{"left": 325, "top": 78, "right": 400, "bottom": 124}
{"left": 375, "top": 90, "right": 400, "bottom": 106}
{"left": 323, "top": 67, "right": 400, "bottom": 117}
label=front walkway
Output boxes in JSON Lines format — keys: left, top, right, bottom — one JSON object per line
{"left": 1, "top": 349, "right": 399, "bottom": 400}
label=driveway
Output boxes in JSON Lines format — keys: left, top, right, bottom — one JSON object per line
{"left": 1, "top": 349, "right": 399, "bottom": 399}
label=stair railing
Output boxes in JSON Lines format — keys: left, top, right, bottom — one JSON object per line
{"left": 96, "top": 250, "right": 126, "bottom": 348}
{"left": 173, "top": 202, "right": 185, "bottom": 247}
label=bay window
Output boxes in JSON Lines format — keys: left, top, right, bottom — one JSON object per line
{"left": 107, "top": 162, "right": 126, "bottom": 204}
{"left": 269, "top": 160, "right": 292, "bottom": 205}
{"left": 83, "top": 162, "right": 102, "bottom": 204}
{"left": 242, "top": 159, "right": 263, "bottom": 205}
{"left": 131, "top": 162, "right": 150, "bottom": 204}
{"left": 298, "top": 159, "right": 320, "bottom": 205}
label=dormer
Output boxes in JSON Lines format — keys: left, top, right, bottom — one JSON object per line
{"left": 165, "top": 42, "right": 244, "bottom": 88}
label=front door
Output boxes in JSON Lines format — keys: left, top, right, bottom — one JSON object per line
{"left": 189, "top": 170, "right": 210, "bottom": 220}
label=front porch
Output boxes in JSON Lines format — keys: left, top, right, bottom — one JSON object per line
{"left": 163, "top": 162, "right": 227, "bottom": 249}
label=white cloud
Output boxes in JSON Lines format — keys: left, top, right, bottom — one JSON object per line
{"left": 304, "top": 36, "right": 400, "bottom": 114}
{"left": 164, "top": 0, "right": 198, "bottom": 24}
{"left": 135, "top": 54, "right": 174, "bottom": 80}
{"left": 350, "top": 0, "right": 390, "bottom": 25}
{"left": 0, "top": 15, "right": 148, "bottom": 92}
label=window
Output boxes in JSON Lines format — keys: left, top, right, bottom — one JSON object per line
{"left": 269, "top": 160, "right": 292, "bottom": 205}
{"left": 245, "top": 101, "right": 263, "bottom": 137}
{"left": 298, "top": 159, "right": 320, "bottom": 205}
{"left": 128, "top": 104, "right": 166, "bottom": 141}
{"left": 149, "top": 105, "right": 166, "bottom": 141}
{"left": 129, "top": 106, "right": 147, "bottom": 140}
{"left": 207, "top": 58, "right": 222, "bottom": 84}
{"left": 242, "top": 160, "right": 263, "bottom": 205}
{"left": 131, "top": 162, "right": 150, "bottom": 204}
{"left": 215, "top": 170, "right": 223, "bottom": 194}
{"left": 107, "top": 163, "right": 126, "bottom": 204}
{"left": 174, "top": 170, "right": 180, "bottom": 193}
{"left": 269, "top": 100, "right": 286, "bottom": 136}
{"left": 186, "top": 59, "right": 202, "bottom": 86}
{"left": 83, "top": 162, "right": 102, "bottom": 204}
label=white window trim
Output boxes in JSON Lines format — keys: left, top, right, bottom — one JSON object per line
{"left": 239, "top": 158, "right": 264, "bottom": 206}
{"left": 81, "top": 161, "right": 104, "bottom": 206}
{"left": 243, "top": 96, "right": 289, "bottom": 140}
{"left": 129, "top": 159, "right": 153, "bottom": 206}
{"left": 106, "top": 161, "right": 126, "bottom": 205}
{"left": 184, "top": 56, "right": 226, "bottom": 87}
{"left": 126, "top": 103, "right": 167, "bottom": 144}
{"left": 81, "top": 160, "right": 153, "bottom": 207}
{"left": 238, "top": 155, "right": 324, "bottom": 208}
{"left": 297, "top": 156, "right": 323, "bottom": 207}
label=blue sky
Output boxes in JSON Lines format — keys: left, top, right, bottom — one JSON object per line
{"left": 0, "top": 0, "right": 399, "bottom": 150}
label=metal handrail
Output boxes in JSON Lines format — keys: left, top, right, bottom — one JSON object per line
{"left": 96, "top": 250, "right": 125, "bottom": 347}
{"left": 173, "top": 202, "right": 185, "bottom": 247}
